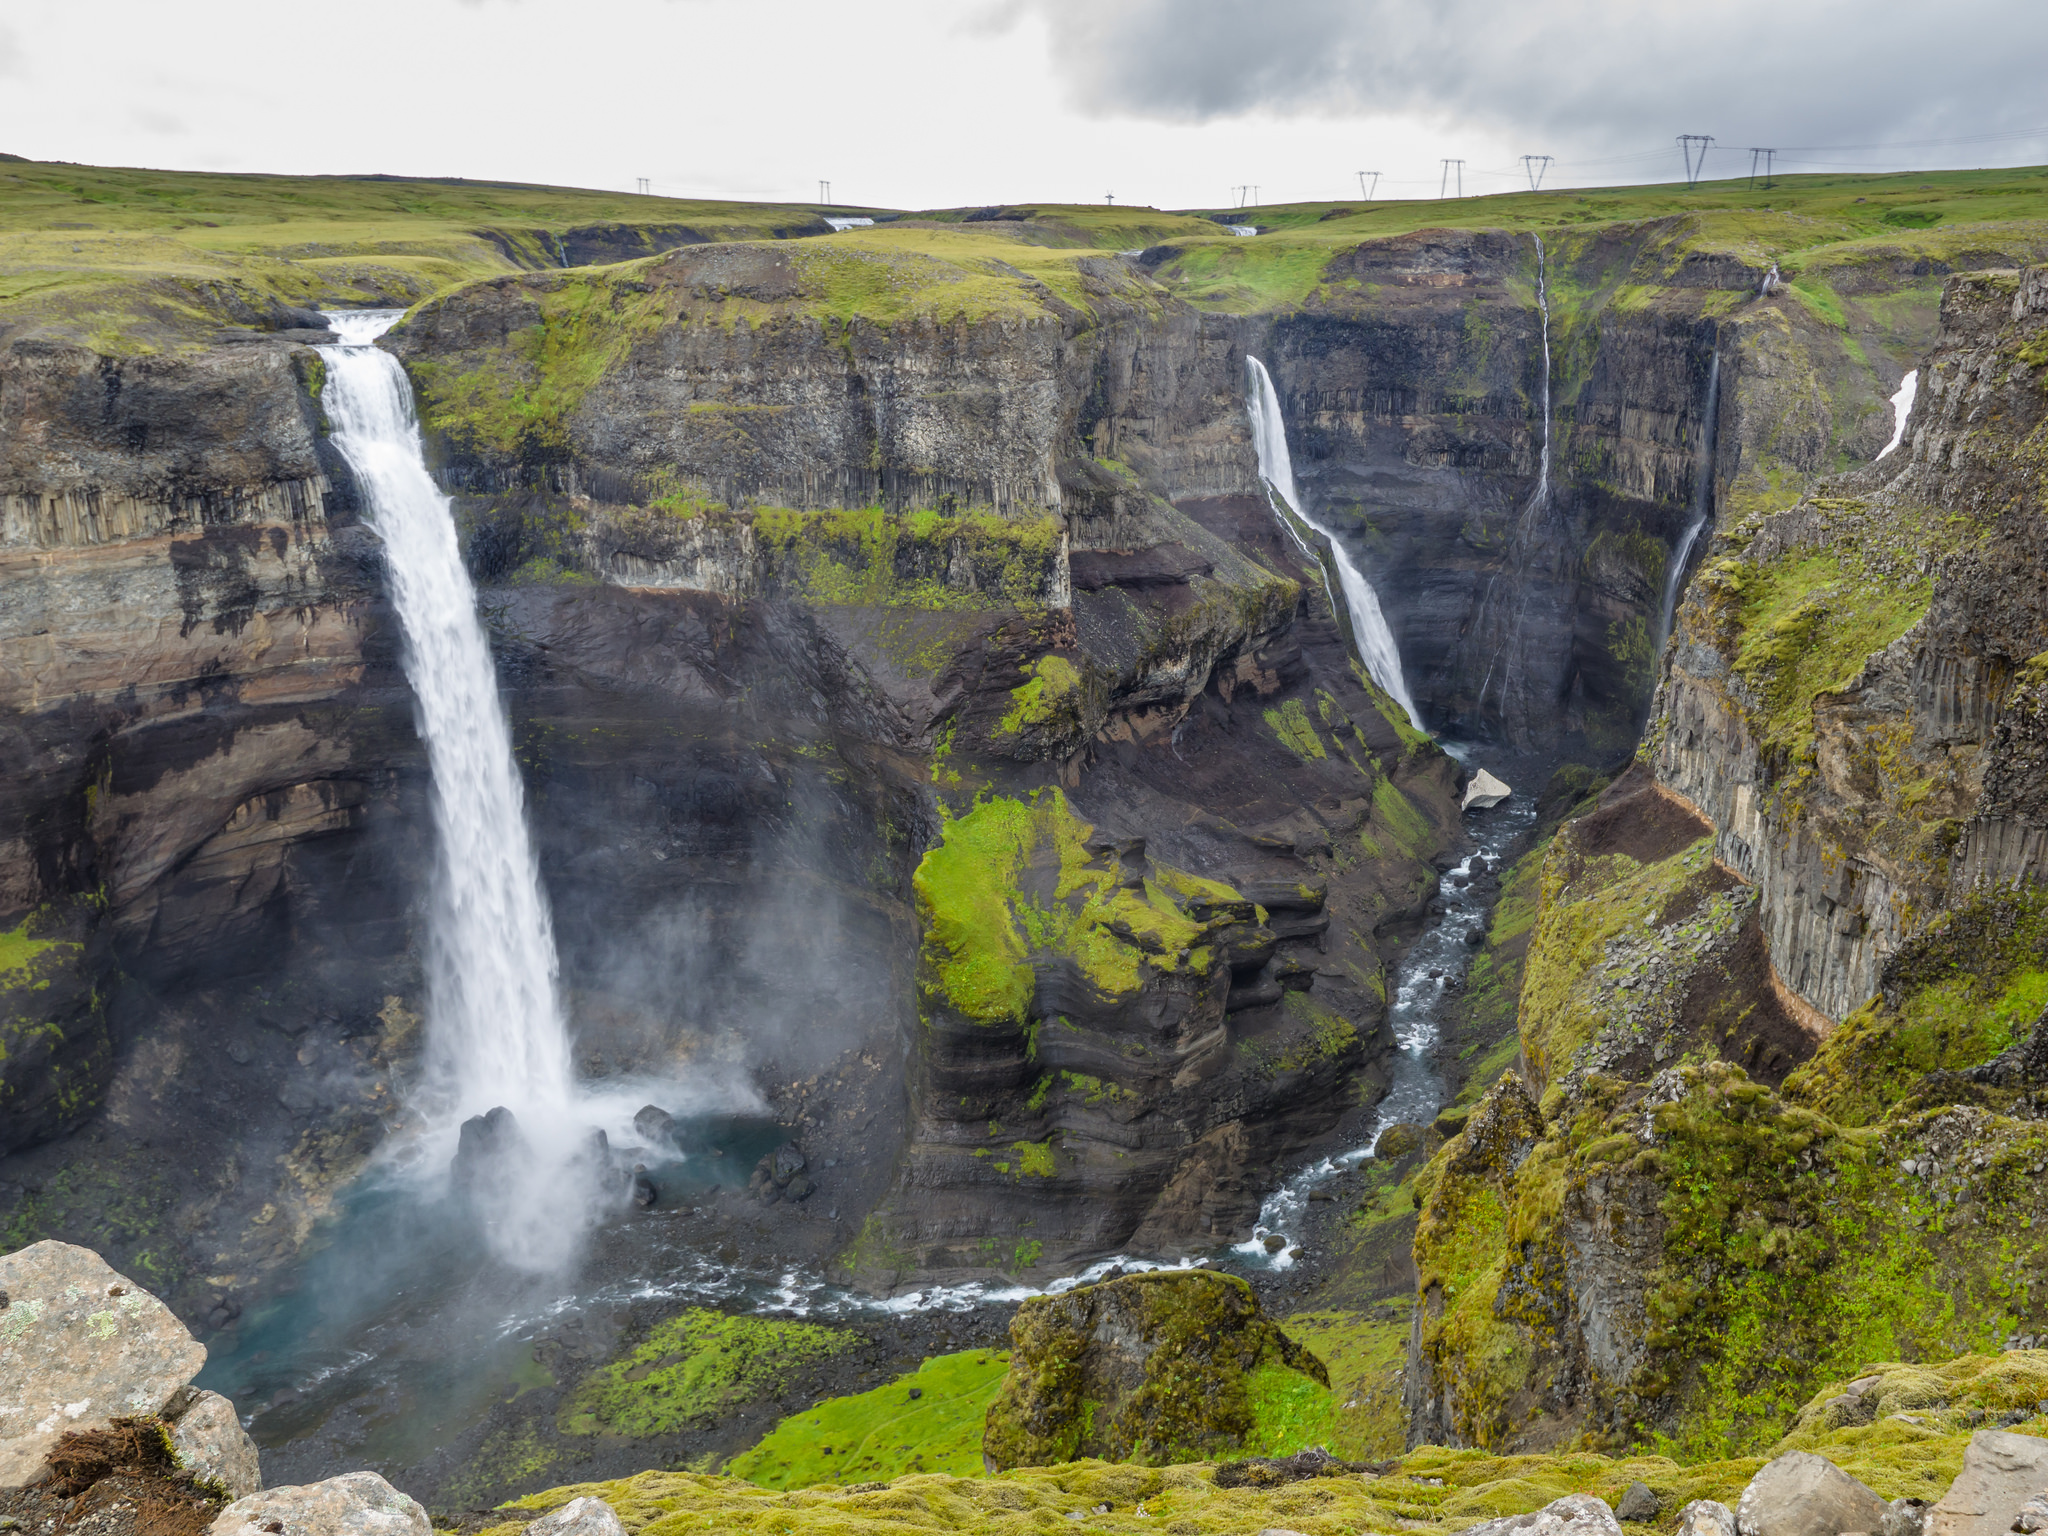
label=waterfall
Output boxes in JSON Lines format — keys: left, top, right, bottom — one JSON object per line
{"left": 1656, "top": 348, "right": 1722, "bottom": 655}
{"left": 1244, "top": 356, "right": 1423, "bottom": 729}
{"left": 318, "top": 310, "right": 590, "bottom": 1268}
{"left": 1470, "top": 233, "right": 1556, "bottom": 723}
{"left": 1876, "top": 369, "right": 1918, "bottom": 460}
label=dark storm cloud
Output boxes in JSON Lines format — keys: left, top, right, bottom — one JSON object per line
{"left": 1004, "top": 0, "right": 2048, "bottom": 175}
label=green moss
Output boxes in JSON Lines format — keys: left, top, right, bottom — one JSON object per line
{"left": 1010, "top": 1140, "right": 1057, "bottom": 1178}
{"left": 1262, "top": 697, "right": 1327, "bottom": 761}
{"left": 0, "top": 918, "right": 58, "bottom": 982}
{"left": 1788, "top": 887, "right": 2048, "bottom": 1125}
{"left": 998, "top": 655, "right": 1082, "bottom": 737}
{"left": 1369, "top": 776, "right": 1435, "bottom": 861}
{"left": 752, "top": 505, "right": 1063, "bottom": 611}
{"left": 726, "top": 1349, "right": 1012, "bottom": 1488}
{"left": 911, "top": 790, "right": 1236, "bottom": 1025}
{"left": 984, "top": 1271, "right": 1329, "bottom": 1470}
{"left": 1263, "top": 1303, "right": 1416, "bottom": 1459}
{"left": 561, "top": 1309, "right": 861, "bottom": 1438}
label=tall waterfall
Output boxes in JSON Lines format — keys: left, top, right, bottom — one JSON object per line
{"left": 1876, "top": 369, "right": 1919, "bottom": 460}
{"left": 1656, "top": 347, "right": 1722, "bottom": 654}
{"left": 1245, "top": 357, "right": 1423, "bottom": 729}
{"left": 319, "top": 310, "right": 586, "bottom": 1267}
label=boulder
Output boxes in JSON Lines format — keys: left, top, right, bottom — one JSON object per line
{"left": 982, "top": 1269, "right": 1327, "bottom": 1469}
{"left": 0, "top": 1240, "right": 207, "bottom": 1487}
{"left": 1926, "top": 1431, "right": 2048, "bottom": 1536}
{"left": 165, "top": 1388, "right": 263, "bottom": 1499}
{"left": 211, "top": 1471, "right": 431, "bottom": 1536}
{"left": 528, "top": 1496, "right": 628, "bottom": 1536}
{"left": 1737, "top": 1451, "right": 1895, "bottom": 1536}
{"left": 632, "top": 1104, "right": 678, "bottom": 1146}
{"left": 1462, "top": 769, "right": 1512, "bottom": 811}
{"left": 1461, "top": 1493, "right": 1625, "bottom": 1536}
{"left": 1616, "top": 1482, "right": 1662, "bottom": 1523}
{"left": 1677, "top": 1502, "right": 1740, "bottom": 1536}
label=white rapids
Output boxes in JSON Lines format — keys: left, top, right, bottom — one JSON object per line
{"left": 1245, "top": 356, "right": 1423, "bottom": 730}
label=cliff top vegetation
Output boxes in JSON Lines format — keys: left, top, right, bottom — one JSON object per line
{"left": 9, "top": 155, "right": 2048, "bottom": 352}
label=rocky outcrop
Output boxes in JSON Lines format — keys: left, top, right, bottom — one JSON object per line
{"left": 1654, "top": 266, "right": 2048, "bottom": 1028}
{"left": 982, "top": 1269, "right": 1326, "bottom": 1469}
{"left": 0, "top": 1240, "right": 258, "bottom": 1495}
{"left": 211, "top": 1472, "right": 429, "bottom": 1536}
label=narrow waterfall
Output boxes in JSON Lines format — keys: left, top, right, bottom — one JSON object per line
{"left": 1245, "top": 357, "right": 1423, "bottom": 729}
{"left": 318, "top": 311, "right": 588, "bottom": 1267}
{"left": 1471, "top": 233, "right": 1555, "bottom": 723}
{"left": 1876, "top": 368, "right": 1919, "bottom": 460}
{"left": 1656, "top": 347, "right": 1722, "bottom": 654}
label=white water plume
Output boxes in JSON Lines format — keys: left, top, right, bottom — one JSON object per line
{"left": 1244, "top": 356, "right": 1422, "bottom": 729}
{"left": 1876, "top": 368, "right": 1918, "bottom": 460}
{"left": 318, "top": 310, "right": 602, "bottom": 1269}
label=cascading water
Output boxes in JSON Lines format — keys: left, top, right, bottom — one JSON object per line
{"left": 318, "top": 310, "right": 593, "bottom": 1268}
{"left": 1469, "top": 233, "right": 1556, "bottom": 726}
{"left": 1656, "top": 347, "right": 1722, "bottom": 654}
{"left": 1245, "top": 356, "right": 1423, "bottom": 729}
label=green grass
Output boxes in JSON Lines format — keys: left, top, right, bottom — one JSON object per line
{"left": 726, "top": 1350, "right": 1012, "bottom": 1488}
{"left": 1265, "top": 1304, "right": 1417, "bottom": 1459}
{"left": 561, "top": 1309, "right": 863, "bottom": 1439}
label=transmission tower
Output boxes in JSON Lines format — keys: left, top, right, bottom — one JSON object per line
{"left": 1747, "top": 149, "right": 1778, "bottom": 190}
{"left": 1521, "top": 155, "right": 1554, "bottom": 191}
{"left": 1678, "top": 135, "right": 1715, "bottom": 190}
{"left": 1440, "top": 159, "right": 1465, "bottom": 199}
{"left": 819, "top": 179, "right": 832, "bottom": 205}
{"left": 1106, "top": 191, "right": 1116, "bottom": 205}
{"left": 1357, "top": 170, "right": 1381, "bottom": 201}
{"left": 635, "top": 178, "right": 650, "bottom": 195}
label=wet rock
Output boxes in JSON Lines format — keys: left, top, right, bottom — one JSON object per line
{"left": 527, "top": 1496, "right": 627, "bottom": 1536}
{"left": 0, "top": 1240, "right": 207, "bottom": 1486}
{"left": 983, "top": 1269, "right": 1327, "bottom": 1469}
{"left": 1676, "top": 1501, "right": 1740, "bottom": 1536}
{"left": 784, "top": 1174, "right": 815, "bottom": 1202}
{"left": 1462, "top": 1494, "right": 1624, "bottom": 1536}
{"left": 451, "top": 1106, "right": 524, "bottom": 1186}
{"left": 1888, "top": 1498, "right": 1931, "bottom": 1536}
{"left": 1464, "top": 926, "right": 1486, "bottom": 946}
{"left": 1927, "top": 1431, "right": 2048, "bottom": 1536}
{"left": 1736, "top": 1451, "right": 1893, "bottom": 1536}
{"left": 630, "top": 1168, "right": 657, "bottom": 1209}
{"left": 1616, "top": 1482, "right": 1662, "bottom": 1523}
{"left": 632, "top": 1105, "right": 678, "bottom": 1146}
{"left": 211, "top": 1471, "right": 431, "bottom": 1536}
{"left": 165, "top": 1388, "right": 263, "bottom": 1500}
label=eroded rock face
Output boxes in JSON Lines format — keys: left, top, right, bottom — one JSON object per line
{"left": 0, "top": 1241, "right": 206, "bottom": 1487}
{"left": 210, "top": 1471, "right": 429, "bottom": 1536}
{"left": 982, "top": 1269, "right": 1327, "bottom": 1469}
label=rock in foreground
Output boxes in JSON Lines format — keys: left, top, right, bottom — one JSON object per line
{"left": 0, "top": 1241, "right": 207, "bottom": 1486}
{"left": 1736, "top": 1451, "right": 1894, "bottom": 1536}
{"left": 982, "top": 1269, "right": 1327, "bottom": 1470}
{"left": 1927, "top": 1431, "right": 2048, "bottom": 1536}
{"left": 212, "top": 1471, "right": 431, "bottom": 1536}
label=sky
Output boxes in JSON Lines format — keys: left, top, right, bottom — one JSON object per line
{"left": 3, "top": 0, "right": 2046, "bottom": 209}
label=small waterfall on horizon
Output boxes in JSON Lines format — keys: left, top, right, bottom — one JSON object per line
{"left": 1656, "top": 347, "right": 1722, "bottom": 656}
{"left": 318, "top": 310, "right": 595, "bottom": 1269}
{"left": 1244, "top": 356, "right": 1423, "bottom": 729}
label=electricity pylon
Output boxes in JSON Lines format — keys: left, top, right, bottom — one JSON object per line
{"left": 1747, "top": 149, "right": 1778, "bottom": 190}
{"left": 1440, "top": 159, "right": 1465, "bottom": 199}
{"left": 1678, "top": 135, "right": 1715, "bottom": 190}
{"left": 1357, "top": 170, "right": 1381, "bottom": 201}
{"left": 1521, "top": 155, "right": 1554, "bottom": 191}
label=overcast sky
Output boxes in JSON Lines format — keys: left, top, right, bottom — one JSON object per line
{"left": 3, "top": 0, "right": 2045, "bottom": 209}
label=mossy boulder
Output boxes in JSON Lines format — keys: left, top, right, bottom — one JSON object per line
{"left": 981, "top": 1270, "right": 1328, "bottom": 1470}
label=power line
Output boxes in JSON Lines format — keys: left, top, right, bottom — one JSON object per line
{"left": 1521, "top": 155, "right": 1554, "bottom": 191}
{"left": 1357, "top": 170, "right": 1381, "bottom": 201}
{"left": 1678, "top": 135, "right": 1715, "bottom": 189}
{"left": 1440, "top": 159, "right": 1465, "bottom": 198}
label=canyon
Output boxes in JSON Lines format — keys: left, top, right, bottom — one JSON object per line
{"left": 6, "top": 156, "right": 2048, "bottom": 1510}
